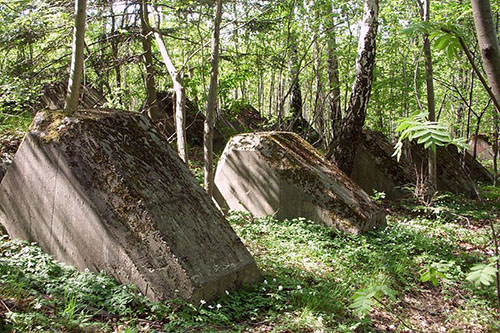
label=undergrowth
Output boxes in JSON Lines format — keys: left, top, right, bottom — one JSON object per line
{"left": 0, "top": 186, "right": 499, "bottom": 331}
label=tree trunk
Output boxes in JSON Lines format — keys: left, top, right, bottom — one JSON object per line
{"left": 110, "top": 4, "right": 121, "bottom": 93}
{"left": 204, "top": 0, "right": 222, "bottom": 197}
{"left": 151, "top": 6, "right": 188, "bottom": 163}
{"left": 325, "top": 3, "right": 342, "bottom": 144}
{"left": 493, "top": 113, "right": 499, "bottom": 186}
{"left": 289, "top": 44, "right": 303, "bottom": 122}
{"left": 155, "top": 32, "right": 188, "bottom": 163}
{"left": 313, "top": 38, "right": 324, "bottom": 139}
{"left": 65, "top": 0, "right": 87, "bottom": 113}
{"left": 326, "top": 0, "right": 379, "bottom": 175}
{"left": 140, "top": 1, "right": 160, "bottom": 121}
{"left": 269, "top": 70, "right": 275, "bottom": 118}
{"left": 471, "top": 0, "right": 500, "bottom": 112}
{"left": 421, "top": 0, "right": 437, "bottom": 191}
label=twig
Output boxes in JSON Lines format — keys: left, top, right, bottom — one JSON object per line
{"left": 489, "top": 218, "right": 500, "bottom": 311}
{"left": 373, "top": 296, "right": 420, "bottom": 332}
{"left": 0, "top": 299, "right": 11, "bottom": 312}
{"left": 441, "top": 27, "right": 500, "bottom": 116}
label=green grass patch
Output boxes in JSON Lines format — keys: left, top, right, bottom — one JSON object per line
{"left": 1, "top": 188, "right": 499, "bottom": 331}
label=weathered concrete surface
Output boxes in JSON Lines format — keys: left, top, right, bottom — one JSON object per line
{"left": 410, "top": 143, "right": 479, "bottom": 198}
{"left": 41, "top": 82, "right": 106, "bottom": 110}
{"left": 469, "top": 134, "right": 495, "bottom": 161}
{"left": 214, "top": 132, "right": 386, "bottom": 234}
{"left": 351, "top": 129, "right": 415, "bottom": 200}
{"left": 351, "top": 129, "right": 484, "bottom": 200}
{"left": 0, "top": 134, "right": 21, "bottom": 183}
{"left": 0, "top": 109, "right": 261, "bottom": 302}
{"left": 445, "top": 145, "right": 493, "bottom": 185}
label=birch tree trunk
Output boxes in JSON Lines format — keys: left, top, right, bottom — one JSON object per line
{"left": 65, "top": 0, "right": 87, "bottom": 113}
{"left": 140, "top": 1, "right": 160, "bottom": 122}
{"left": 204, "top": 0, "right": 222, "bottom": 197}
{"left": 471, "top": 0, "right": 500, "bottom": 111}
{"left": 325, "top": 2, "right": 342, "bottom": 145}
{"left": 326, "top": 0, "right": 379, "bottom": 175}
{"left": 151, "top": 6, "right": 188, "bottom": 163}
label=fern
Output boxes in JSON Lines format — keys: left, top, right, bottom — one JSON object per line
{"left": 350, "top": 285, "right": 396, "bottom": 318}
{"left": 392, "top": 112, "right": 469, "bottom": 161}
{"left": 467, "top": 263, "right": 497, "bottom": 287}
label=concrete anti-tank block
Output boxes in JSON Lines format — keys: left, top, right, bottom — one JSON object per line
{"left": 0, "top": 110, "right": 261, "bottom": 302}
{"left": 214, "top": 132, "right": 386, "bottom": 234}
{"left": 351, "top": 129, "right": 488, "bottom": 200}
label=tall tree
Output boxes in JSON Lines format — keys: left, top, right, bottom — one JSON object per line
{"left": 204, "top": 0, "right": 223, "bottom": 197}
{"left": 415, "top": 0, "right": 437, "bottom": 189}
{"left": 471, "top": 0, "right": 500, "bottom": 112}
{"left": 65, "top": 0, "right": 87, "bottom": 113}
{"left": 326, "top": 0, "right": 379, "bottom": 175}
{"left": 150, "top": 4, "right": 188, "bottom": 163}
{"left": 325, "top": 2, "right": 342, "bottom": 145}
{"left": 140, "top": 0, "right": 160, "bottom": 121}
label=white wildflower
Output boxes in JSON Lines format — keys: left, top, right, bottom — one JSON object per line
{"left": 278, "top": 285, "right": 283, "bottom": 291}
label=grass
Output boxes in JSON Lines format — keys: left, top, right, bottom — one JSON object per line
{"left": 0, "top": 109, "right": 33, "bottom": 136}
{"left": 1, "top": 185, "right": 500, "bottom": 332}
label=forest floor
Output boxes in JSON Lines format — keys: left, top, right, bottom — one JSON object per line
{"left": 0, "top": 122, "right": 500, "bottom": 331}
{"left": 1, "top": 170, "right": 499, "bottom": 332}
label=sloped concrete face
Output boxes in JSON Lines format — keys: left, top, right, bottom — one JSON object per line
{"left": 215, "top": 132, "right": 386, "bottom": 234}
{"left": 351, "top": 129, "right": 486, "bottom": 200}
{"left": 351, "top": 129, "right": 415, "bottom": 200}
{"left": 410, "top": 143, "right": 479, "bottom": 198}
{"left": 0, "top": 110, "right": 261, "bottom": 302}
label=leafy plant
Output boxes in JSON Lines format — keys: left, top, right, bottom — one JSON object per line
{"left": 467, "top": 259, "right": 498, "bottom": 287}
{"left": 420, "top": 260, "right": 453, "bottom": 287}
{"left": 392, "top": 111, "right": 469, "bottom": 161}
{"left": 402, "top": 22, "right": 463, "bottom": 60}
{"left": 350, "top": 285, "right": 396, "bottom": 318}
{"left": 370, "top": 190, "right": 386, "bottom": 204}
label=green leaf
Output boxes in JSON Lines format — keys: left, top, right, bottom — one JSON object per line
{"left": 350, "top": 285, "right": 396, "bottom": 318}
{"left": 421, "top": 271, "right": 431, "bottom": 282}
{"left": 434, "top": 34, "right": 451, "bottom": 50}
{"left": 417, "top": 134, "right": 432, "bottom": 145}
{"left": 466, "top": 264, "right": 497, "bottom": 286}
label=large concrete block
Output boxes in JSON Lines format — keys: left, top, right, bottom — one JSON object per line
{"left": 351, "top": 129, "right": 489, "bottom": 200}
{"left": 0, "top": 110, "right": 261, "bottom": 302}
{"left": 214, "top": 132, "right": 386, "bottom": 234}
{"left": 351, "top": 129, "right": 415, "bottom": 200}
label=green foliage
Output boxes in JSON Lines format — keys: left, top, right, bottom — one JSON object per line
{"left": 420, "top": 260, "right": 453, "bottom": 287}
{"left": 432, "top": 29, "right": 461, "bottom": 60}
{"left": 1, "top": 187, "right": 499, "bottom": 331}
{"left": 401, "top": 21, "right": 434, "bottom": 36}
{"left": 393, "top": 111, "right": 469, "bottom": 161}
{"left": 370, "top": 190, "right": 386, "bottom": 204}
{"left": 467, "top": 260, "right": 498, "bottom": 287}
{"left": 402, "top": 22, "right": 463, "bottom": 60}
{"left": 350, "top": 285, "right": 396, "bottom": 318}
{"left": 187, "top": 159, "right": 204, "bottom": 185}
